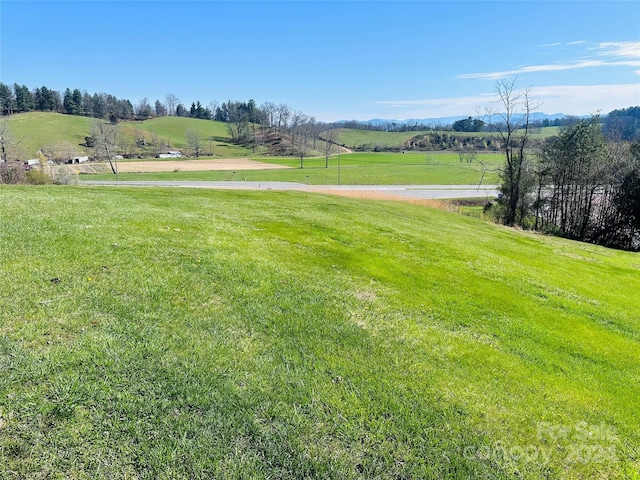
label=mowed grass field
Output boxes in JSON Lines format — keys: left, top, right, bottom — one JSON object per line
{"left": 5, "top": 113, "right": 249, "bottom": 159}
{"left": 1, "top": 185, "right": 638, "bottom": 479}
{"left": 84, "top": 152, "right": 503, "bottom": 185}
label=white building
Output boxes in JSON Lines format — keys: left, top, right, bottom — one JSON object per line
{"left": 157, "top": 151, "right": 182, "bottom": 159}
{"left": 69, "top": 156, "right": 89, "bottom": 164}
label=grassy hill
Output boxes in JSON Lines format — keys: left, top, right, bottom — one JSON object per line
{"left": 1, "top": 185, "right": 638, "bottom": 478}
{"left": 118, "top": 116, "right": 249, "bottom": 157}
{"left": 4, "top": 113, "right": 558, "bottom": 163}
{"left": 334, "top": 127, "right": 559, "bottom": 151}
{"left": 4, "top": 112, "right": 251, "bottom": 160}
{"left": 6, "top": 112, "right": 93, "bottom": 159}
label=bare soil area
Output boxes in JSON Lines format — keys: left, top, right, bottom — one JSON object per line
{"left": 75, "top": 158, "right": 290, "bottom": 173}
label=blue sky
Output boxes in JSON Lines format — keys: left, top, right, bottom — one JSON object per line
{"left": 1, "top": 1, "right": 639, "bottom": 122}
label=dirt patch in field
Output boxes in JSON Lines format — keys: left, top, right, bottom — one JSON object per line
{"left": 76, "top": 158, "right": 290, "bottom": 173}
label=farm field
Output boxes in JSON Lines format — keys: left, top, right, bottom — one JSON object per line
{"left": 85, "top": 158, "right": 291, "bottom": 173}
{"left": 83, "top": 152, "right": 503, "bottom": 185}
{"left": 5, "top": 112, "right": 553, "bottom": 167}
{"left": 0, "top": 185, "right": 638, "bottom": 479}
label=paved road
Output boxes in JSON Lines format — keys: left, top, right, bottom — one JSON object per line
{"left": 80, "top": 180, "right": 499, "bottom": 200}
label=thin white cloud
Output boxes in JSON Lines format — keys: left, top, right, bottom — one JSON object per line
{"left": 372, "top": 84, "right": 640, "bottom": 120}
{"left": 376, "top": 94, "right": 494, "bottom": 108}
{"left": 596, "top": 41, "right": 640, "bottom": 59}
{"left": 541, "top": 41, "right": 585, "bottom": 48}
{"left": 527, "top": 84, "right": 640, "bottom": 114}
{"left": 459, "top": 40, "right": 640, "bottom": 80}
{"left": 457, "top": 60, "right": 640, "bottom": 80}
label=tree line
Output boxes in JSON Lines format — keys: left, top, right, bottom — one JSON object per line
{"left": 2, "top": 82, "right": 638, "bottom": 143}
{"left": 0, "top": 83, "right": 137, "bottom": 122}
{"left": 0, "top": 82, "right": 338, "bottom": 166}
{"left": 486, "top": 80, "right": 640, "bottom": 251}
{"left": 0, "top": 83, "right": 302, "bottom": 128}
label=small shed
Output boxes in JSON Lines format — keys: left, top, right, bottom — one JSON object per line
{"left": 68, "top": 156, "right": 89, "bottom": 164}
{"left": 157, "top": 151, "right": 182, "bottom": 159}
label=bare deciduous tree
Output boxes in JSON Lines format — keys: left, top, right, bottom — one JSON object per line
{"left": 135, "top": 98, "right": 152, "bottom": 119}
{"left": 186, "top": 129, "right": 202, "bottom": 158}
{"left": 208, "top": 100, "right": 219, "bottom": 118}
{"left": 290, "top": 112, "right": 316, "bottom": 168}
{"left": 483, "top": 79, "right": 539, "bottom": 226}
{"left": 321, "top": 128, "right": 339, "bottom": 168}
{"left": 276, "top": 103, "right": 291, "bottom": 134}
{"left": 0, "top": 119, "right": 21, "bottom": 162}
{"left": 165, "top": 93, "right": 179, "bottom": 117}
{"left": 92, "top": 119, "right": 119, "bottom": 174}
{"left": 150, "top": 131, "right": 159, "bottom": 153}
{"left": 134, "top": 128, "right": 146, "bottom": 148}
{"left": 261, "top": 102, "right": 276, "bottom": 133}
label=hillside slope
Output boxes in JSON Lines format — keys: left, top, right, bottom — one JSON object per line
{"left": 3, "top": 112, "right": 249, "bottom": 160}
{"left": 4, "top": 113, "right": 558, "bottom": 162}
{"left": 5, "top": 112, "right": 93, "bottom": 159}
{"left": 0, "top": 186, "right": 638, "bottom": 478}
{"left": 335, "top": 127, "right": 560, "bottom": 152}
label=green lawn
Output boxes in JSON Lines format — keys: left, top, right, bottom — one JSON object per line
{"left": 85, "top": 152, "right": 503, "bottom": 185}
{"left": 1, "top": 185, "right": 638, "bottom": 478}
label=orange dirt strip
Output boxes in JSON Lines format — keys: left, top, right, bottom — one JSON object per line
{"left": 92, "top": 158, "right": 290, "bottom": 173}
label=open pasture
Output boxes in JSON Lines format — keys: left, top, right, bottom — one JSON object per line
{"left": 6, "top": 112, "right": 92, "bottom": 159}
{"left": 84, "top": 152, "right": 503, "bottom": 185}
{"left": 117, "top": 116, "right": 249, "bottom": 158}
{"left": 335, "top": 127, "right": 559, "bottom": 150}
{"left": 0, "top": 185, "right": 638, "bottom": 479}
{"left": 4, "top": 112, "right": 251, "bottom": 160}
{"left": 76, "top": 158, "right": 291, "bottom": 174}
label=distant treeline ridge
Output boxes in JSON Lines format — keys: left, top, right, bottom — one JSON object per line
{"left": 1, "top": 82, "right": 638, "bottom": 138}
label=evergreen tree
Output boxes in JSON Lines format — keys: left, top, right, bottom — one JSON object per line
{"left": 92, "top": 93, "right": 105, "bottom": 118}
{"left": 154, "top": 99, "right": 167, "bottom": 117}
{"left": 72, "top": 89, "right": 83, "bottom": 114}
{"left": 13, "top": 84, "right": 35, "bottom": 112}
{"left": 63, "top": 88, "right": 79, "bottom": 115}
{"left": 214, "top": 104, "right": 228, "bottom": 122}
{"left": 0, "top": 83, "right": 14, "bottom": 115}
{"left": 35, "top": 86, "right": 59, "bottom": 111}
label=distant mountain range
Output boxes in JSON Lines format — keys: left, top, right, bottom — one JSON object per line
{"left": 337, "top": 112, "right": 590, "bottom": 127}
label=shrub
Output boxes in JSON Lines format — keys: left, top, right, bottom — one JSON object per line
{"left": 25, "top": 168, "right": 52, "bottom": 185}
{"left": 0, "top": 163, "right": 26, "bottom": 184}
{"left": 49, "top": 166, "right": 79, "bottom": 185}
